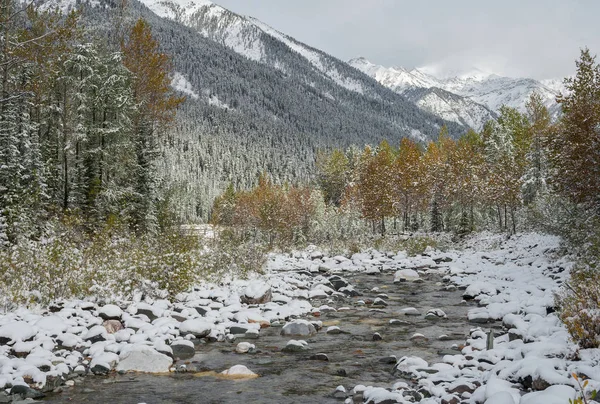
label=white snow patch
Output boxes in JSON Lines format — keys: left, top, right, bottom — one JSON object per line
{"left": 171, "top": 72, "right": 199, "bottom": 99}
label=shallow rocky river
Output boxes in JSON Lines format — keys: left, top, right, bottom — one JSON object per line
{"left": 43, "top": 270, "right": 478, "bottom": 404}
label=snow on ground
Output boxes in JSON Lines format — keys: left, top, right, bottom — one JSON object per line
{"left": 171, "top": 72, "right": 199, "bottom": 99}
{"left": 0, "top": 232, "right": 597, "bottom": 403}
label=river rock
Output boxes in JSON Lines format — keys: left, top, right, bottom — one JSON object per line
{"left": 179, "top": 319, "right": 212, "bottom": 338}
{"left": 0, "top": 322, "right": 36, "bottom": 344}
{"left": 282, "top": 339, "right": 310, "bottom": 353}
{"left": 240, "top": 281, "right": 272, "bottom": 305}
{"left": 236, "top": 342, "right": 256, "bottom": 353}
{"left": 83, "top": 325, "right": 108, "bottom": 343}
{"left": 410, "top": 333, "right": 428, "bottom": 343}
{"left": 309, "top": 289, "right": 329, "bottom": 299}
{"left": 309, "top": 353, "right": 329, "bottom": 361}
{"left": 372, "top": 298, "right": 388, "bottom": 307}
{"left": 220, "top": 365, "right": 258, "bottom": 379}
{"left": 484, "top": 391, "right": 517, "bottom": 404}
{"left": 310, "top": 251, "right": 324, "bottom": 260}
{"left": 520, "top": 385, "right": 576, "bottom": 404}
{"left": 244, "top": 329, "right": 260, "bottom": 339}
{"left": 508, "top": 329, "right": 523, "bottom": 342}
{"left": 441, "top": 395, "right": 460, "bottom": 404}
{"left": 42, "top": 375, "right": 65, "bottom": 393}
{"left": 103, "top": 319, "right": 123, "bottom": 334}
{"left": 394, "top": 269, "right": 420, "bottom": 283}
{"left": 280, "top": 320, "right": 317, "bottom": 337}
{"left": 230, "top": 325, "right": 251, "bottom": 335}
{"left": 116, "top": 345, "right": 172, "bottom": 373}
{"left": 326, "top": 326, "right": 342, "bottom": 335}
{"left": 90, "top": 363, "right": 110, "bottom": 375}
{"left": 98, "top": 304, "right": 122, "bottom": 320}
{"left": 34, "top": 315, "right": 69, "bottom": 336}
{"left": 425, "top": 308, "right": 447, "bottom": 320}
{"left": 332, "top": 385, "right": 347, "bottom": 399}
{"left": 9, "top": 385, "right": 44, "bottom": 400}
{"left": 135, "top": 303, "right": 163, "bottom": 321}
{"left": 340, "top": 285, "right": 361, "bottom": 297}
{"left": 328, "top": 275, "right": 349, "bottom": 290}
{"left": 171, "top": 340, "right": 195, "bottom": 360}
{"left": 402, "top": 307, "right": 420, "bottom": 316}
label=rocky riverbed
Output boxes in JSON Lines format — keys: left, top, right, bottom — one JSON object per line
{"left": 1, "top": 233, "right": 598, "bottom": 404}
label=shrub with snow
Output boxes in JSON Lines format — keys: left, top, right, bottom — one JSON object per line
{"left": 557, "top": 262, "right": 600, "bottom": 349}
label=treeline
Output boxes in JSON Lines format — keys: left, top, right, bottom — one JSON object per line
{"left": 212, "top": 49, "right": 600, "bottom": 246}
{"left": 0, "top": 2, "right": 182, "bottom": 244}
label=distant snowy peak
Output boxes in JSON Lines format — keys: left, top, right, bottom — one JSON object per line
{"left": 141, "top": 0, "right": 218, "bottom": 20}
{"left": 348, "top": 57, "right": 437, "bottom": 92}
{"left": 541, "top": 78, "right": 569, "bottom": 95}
{"left": 349, "top": 58, "right": 496, "bottom": 131}
{"left": 402, "top": 87, "right": 496, "bottom": 131}
{"left": 416, "top": 65, "right": 494, "bottom": 82}
{"left": 350, "top": 57, "right": 562, "bottom": 124}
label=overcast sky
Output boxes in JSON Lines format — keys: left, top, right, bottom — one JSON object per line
{"left": 212, "top": 0, "right": 597, "bottom": 80}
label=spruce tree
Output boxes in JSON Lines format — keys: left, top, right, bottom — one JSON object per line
{"left": 122, "top": 18, "right": 184, "bottom": 233}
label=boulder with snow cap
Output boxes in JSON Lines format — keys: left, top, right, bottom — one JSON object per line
{"left": 135, "top": 302, "right": 163, "bottom": 321}
{"left": 179, "top": 319, "right": 213, "bottom": 338}
{"left": 393, "top": 268, "right": 420, "bottom": 283}
{"left": 484, "top": 391, "right": 516, "bottom": 404}
{"left": 328, "top": 275, "right": 349, "bottom": 290}
{"left": 282, "top": 339, "right": 310, "bottom": 353}
{"left": 220, "top": 364, "right": 258, "bottom": 379}
{"left": 0, "top": 322, "right": 36, "bottom": 345}
{"left": 83, "top": 325, "right": 108, "bottom": 343}
{"left": 240, "top": 281, "right": 272, "bottom": 305}
{"left": 171, "top": 340, "right": 195, "bottom": 360}
{"left": 520, "top": 385, "right": 576, "bottom": 404}
{"left": 97, "top": 304, "right": 123, "bottom": 320}
{"left": 280, "top": 319, "right": 317, "bottom": 337}
{"left": 116, "top": 345, "right": 172, "bottom": 373}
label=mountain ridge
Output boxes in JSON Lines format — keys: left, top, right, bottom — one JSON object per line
{"left": 349, "top": 57, "right": 562, "bottom": 126}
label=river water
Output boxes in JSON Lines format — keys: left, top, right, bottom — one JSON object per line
{"left": 43, "top": 269, "right": 481, "bottom": 404}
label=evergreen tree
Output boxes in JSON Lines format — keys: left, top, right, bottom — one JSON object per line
{"left": 122, "top": 18, "right": 184, "bottom": 233}
{"left": 523, "top": 92, "right": 552, "bottom": 204}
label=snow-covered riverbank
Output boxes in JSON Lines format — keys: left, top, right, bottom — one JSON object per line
{"left": 0, "top": 233, "right": 597, "bottom": 404}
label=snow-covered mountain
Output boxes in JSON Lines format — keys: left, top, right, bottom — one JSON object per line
{"left": 349, "top": 57, "right": 563, "bottom": 129}
{"left": 401, "top": 86, "right": 496, "bottom": 132}
{"left": 541, "top": 78, "right": 569, "bottom": 95}
{"left": 140, "top": 0, "right": 499, "bottom": 131}
{"left": 140, "top": 0, "right": 378, "bottom": 97}
{"left": 348, "top": 57, "right": 496, "bottom": 130}
{"left": 83, "top": 0, "right": 464, "bottom": 219}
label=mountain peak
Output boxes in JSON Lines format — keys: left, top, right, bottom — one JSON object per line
{"left": 347, "top": 57, "right": 373, "bottom": 66}
{"left": 141, "top": 0, "right": 219, "bottom": 21}
{"left": 417, "top": 65, "right": 494, "bottom": 81}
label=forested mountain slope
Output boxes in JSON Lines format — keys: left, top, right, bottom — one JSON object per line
{"left": 67, "top": 0, "right": 465, "bottom": 221}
